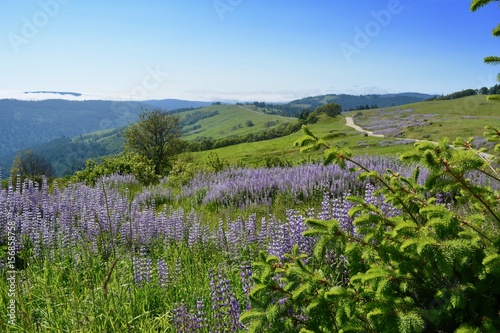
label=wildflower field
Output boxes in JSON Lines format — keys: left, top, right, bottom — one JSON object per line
{"left": 2, "top": 132, "right": 500, "bottom": 332}
{"left": 0, "top": 155, "right": 412, "bottom": 331}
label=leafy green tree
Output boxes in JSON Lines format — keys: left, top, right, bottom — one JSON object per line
{"left": 471, "top": 0, "right": 500, "bottom": 101}
{"left": 242, "top": 126, "right": 500, "bottom": 332}
{"left": 10, "top": 149, "right": 54, "bottom": 183}
{"left": 314, "top": 103, "right": 342, "bottom": 117}
{"left": 123, "top": 109, "right": 182, "bottom": 176}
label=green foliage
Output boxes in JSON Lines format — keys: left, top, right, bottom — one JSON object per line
{"left": 123, "top": 109, "right": 182, "bottom": 176}
{"left": 482, "top": 126, "right": 500, "bottom": 152}
{"left": 10, "top": 149, "right": 55, "bottom": 184}
{"left": 470, "top": 0, "right": 495, "bottom": 11}
{"left": 434, "top": 89, "right": 478, "bottom": 101}
{"left": 314, "top": 103, "right": 342, "bottom": 118}
{"left": 73, "top": 152, "right": 157, "bottom": 185}
{"left": 205, "top": 152, "right": 230, "bottom": 172}
{"left": 264, "top": 155, "right": 292, "bottom": 168}
{"left": 243, "top": 125, "right": 500, "bottom": 332}
{"left": 167, "top": 154, "right": 199, "bottom": 188}
{"left": 484, "top": 56, "right": 500, "bottom": 66}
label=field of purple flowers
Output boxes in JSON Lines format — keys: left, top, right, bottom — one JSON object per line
{"left": 0, "top": 157, "right": 449, "bottom": 331}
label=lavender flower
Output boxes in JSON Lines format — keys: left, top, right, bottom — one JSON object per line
{"left": 132, "top": 247, "right": 153, "bottom": 286}
{"left": 209, "top": 269, "right": 244, "bottom": 332}
{"left": 240, "top": 262, "right": 253, "bottom": 310}
{"left": 157, "top": 258, "right": 169, "bottom": 288}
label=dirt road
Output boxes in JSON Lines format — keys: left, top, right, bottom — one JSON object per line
{"left": 344, "top": 117, "right": 384, "bottom": 137}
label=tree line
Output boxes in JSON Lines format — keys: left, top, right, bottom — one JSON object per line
{"left": 428, "top": 84, "right": 500, "bottom": 101}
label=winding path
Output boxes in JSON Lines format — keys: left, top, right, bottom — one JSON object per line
{"left": 344, "top": 117, "right": 384, "bottom": 138}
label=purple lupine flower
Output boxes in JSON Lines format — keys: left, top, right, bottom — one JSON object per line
{"left": 256, "top": 216, "right": 268, "bottom": 247}
{"left": 318, "top": 192, "right": 332, "bottom": 220}
{"left": 339, "top": 254, "right": 350, "bottom": 286}
{"left": 194, "top": 299, "right": 207, "bottom": 331}
{"left": 217, "top": 219, "right": 227, "bottom": 251}
{"left": 268, "top": 222, "right": 290, "bottom": 261}
{"left": 171, "top": 299, "right": 207, "bottom": 332}
{"left": 132, "top": 247, "right": 153, "bottom": 286}
{"left": 226, "top": 216, "right": 243, "bottom": 253}
{"left": 157, "top": 258, "right": 169, "bottom": 288}
{"left": 240, "top": 262, "right": 253, "bottom": 310}
{"left": 209, "top": 269, "right": 244, "bottom": 332}
{"left": 287, "top": 210, "right": 312, "bottom": 256}
{"left": 172, "top": 302, "right": 193, "bottom": 333}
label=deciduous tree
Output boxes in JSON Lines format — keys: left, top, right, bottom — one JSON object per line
{"left": 314, "top": 103, "right": 342, "bottom": 117}
{"left": 10, "top": 149, "right": 54, "bottom": 183}
{"left": 123, "top": 109, "right": 182, "bottom": 176}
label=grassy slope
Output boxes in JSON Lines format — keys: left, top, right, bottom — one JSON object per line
{"left": 181, "top": 105, "right": 295, "bottom": 141}
{"left": 188, "top": 95, "right": 500, "bottom": 166}
{"left": 347, "top": 95, "right": 500, "bottom": 143}
{"left": 188, "top": 115, "right": 414, "bottom": 167}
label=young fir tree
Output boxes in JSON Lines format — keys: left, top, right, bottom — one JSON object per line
{"left": 471, "top": 0, "right": 500, "bottom": 101}
{"left": 241, "top": 126, "right": 500, "bottom": 332}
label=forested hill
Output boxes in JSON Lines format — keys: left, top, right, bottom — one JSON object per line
{"left": 286, "top": 93, "right": 434, "bottom": 113}
{"left": 0, "top": 99, "right": 140, "bottom": 158}
{"left": 0, "top": 98, "right": 212, "bottom": 159}
{"left": 144, "top": 99, "right": 211, "bottom": 110}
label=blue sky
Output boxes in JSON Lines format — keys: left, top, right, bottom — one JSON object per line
{"left": 0, "top": 0, "right": 499, "bottom": 102}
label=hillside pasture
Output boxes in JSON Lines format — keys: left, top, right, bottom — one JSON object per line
{"left": 180, "top": 105, "right": 294, "bottom": 141}
{"left": 347, "top": 95, "right": 500, "bottom": 147}
{"left": 187, "top": 115, "right": 415, "bottom": 167}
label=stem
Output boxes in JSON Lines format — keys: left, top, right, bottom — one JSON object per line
{"left": 459, "top": 218, "right": 494, "bottom": 243}
{"left": 345, "top": 157, "right": 423, "bottom": 226}
{"left": 443, "top": 161, "right": 500, "bottom": 226}
{"left": 102, "top": 256, "right": 120, "bottom": 299}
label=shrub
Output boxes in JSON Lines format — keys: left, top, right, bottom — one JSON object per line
{"left": 73, "top": 152, "right": 158, "bottom": 185}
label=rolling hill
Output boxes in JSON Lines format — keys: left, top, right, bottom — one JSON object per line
{"left": 0, "top": 98, "right": 213, "bottom": 160}
{"left": 0, "top": 103, "right": 296, "bottom": 177}
{"left": 0, "top": 99, "right": 142, "bottom": 159}
{"left": 3, "top": 93, "right": 495, "bottom": 179}
{"left": 288, "top": 93, "right": 435, "bottom": 111}
{"left": 0, "top": 92, "right": 434, "bottom": 162}
{"left": 187, "top": 95, "right": 500, "bottom": 166}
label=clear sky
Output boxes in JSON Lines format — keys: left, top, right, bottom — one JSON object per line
{"left": 0, "top": 0, "right": 499, "bottom": 102}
